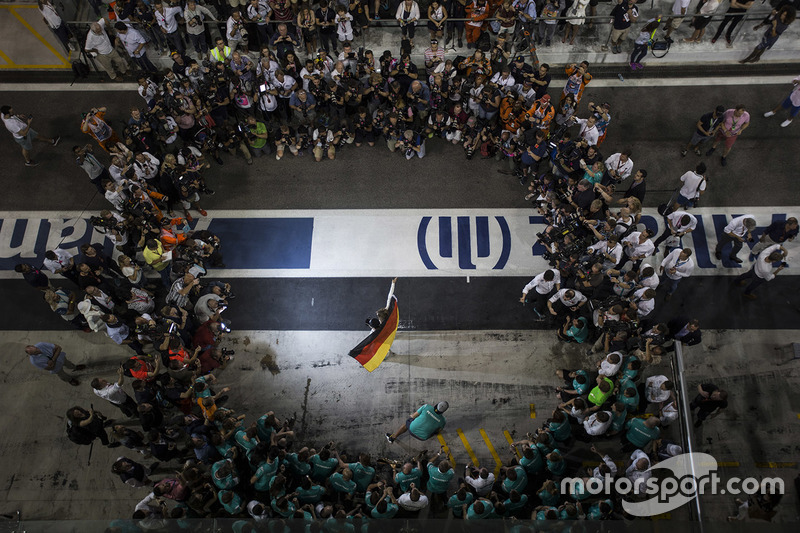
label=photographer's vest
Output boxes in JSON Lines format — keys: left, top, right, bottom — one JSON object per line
{"left": 210, "top": 46, "right": 231, "bottom": 63}
{"left": 588, "top": 377, "right": 614, "bottom": 406}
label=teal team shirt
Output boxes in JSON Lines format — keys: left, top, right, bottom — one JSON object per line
{"left": 573, "top": 370, "right": 590, "bottom": 395}
{"left": 519, "top": 447, "right": 544, "bottom": 474}
{"left": 426, "top": 463, "right": 454, "bottom": 493}
{"left": 347, "top": 462, "right": 375, "bottom": 492}
{"left": 329, "top": 472, "right": 357, "bottom": 494}
{"left": 394, "top": 467, "right": 421, "bottom": 492}
{"left": 501, "top": 466, "right": 528, "bottom": 494}
{"left": 251, "top": 459, "right": 278, "bottom": 491}
{"left": 310, "top": 455, "right": 339, "bottom": 481}
{"left": 409, "top": 404, "right": 446, "bottom": 439}
{"left": 447, "top": 492, "right": 474, "bottom": 517}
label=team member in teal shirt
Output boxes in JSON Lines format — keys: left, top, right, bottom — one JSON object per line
{"left": 211, "top": 458, "right": 239, "bottom": 489}
{"left": 503, "top": 490, "right": 528, "bottom": 515}
{"left": 537, "top": 480, "right": 560, "bottom": 506}
{"left": 337, "top": 452, "right": 375, "bottom": 492}
{"left": 586, "top": 499, "right": 614, "bottom": 519}
{"left": 393, "top": 460, "right": 422, "bottom": 492}
{"left": 386, "top": 401, "right": 449, "bottom": 443}
{"left": 218, "top": 489, "right": 244, "bottom": 514}
{"left": 535, "top": 506, "right": 558, "bottom": 520}
{"left": 286, "top": 448, "right": 312, "bottom": 477}
{"left": 464, "top": 499, "right": 493, "bottom": 520}
{"left": 546, "top": 450, "right": 566, "bottom": 476}
{"left": 622, "top": 354, "right": 641, "bottom": 380}
{"left": 619, "top": 377, "right": 640, "bottom": 413}
{"left": 501, "top": 465, "right": 528, "bottom": 494}
{"left": 296, "top": 476, "right": 326, "bottom": 504}
{"left": 329, "top": 468, "right": 357, "bottom": 495}
{"left": 557, "top": 316, "right": 590, "bottom": 343}
{"left": 547, "top": 409, "right": 572, "bottom": 442}
{"left": 310, "top": 448, "right": 339, "bottom": 482}
{"left": 250, "top": 454, "right": 279, "bottom": 492}
{"left": 426, "top": 452, "right": 455, "bottom": 494}
{"left": 624, "top": 416, "right": 661, "bottom": 449}
{"left": 609, "top": 401, "right": 629, "bottom": 434}
{"left": 370, "top": 488, "right": 399, "bottom": 519}
{"left": 447, "top": 484, "right": 474, "bottom": 517}
{"left": 519, "top": 444, "right": 544, "bottom": 475}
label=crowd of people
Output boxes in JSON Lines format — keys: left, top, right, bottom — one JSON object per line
{"left": 3, "top": 0, "right": 799, "bottom": 529}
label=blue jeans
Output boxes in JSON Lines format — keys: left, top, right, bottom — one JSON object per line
{"left": 157, "top": 264, "right": 173, "bottom": 288}
{"left": 735, "top": 267, "right": 767, "bottom": 295}
{"left": 660, "top": 273, "right": 681, "bottom": 295}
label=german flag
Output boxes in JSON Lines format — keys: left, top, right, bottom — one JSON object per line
{"left": 348, "top": 296, "right": 398, "bottom": 372}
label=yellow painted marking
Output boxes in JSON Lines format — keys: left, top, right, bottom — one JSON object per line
{"left": 479, "top": 429, "right": 503, "bottom": 476}
{"left": 0, "top": 49, "right": 13, "bottom": 65}
{"left": 796, "top": 413, "right": 800, "bottom": 419}
{"left": 651, "top": 512, "right": 672, "bottom": 520}
{"left": 755, "top": 462, "right": 797, "bottom": 468}
{"left": 529, "top": 403, "right": 536, "bottom": 419}
{"left": 634, "top": 413, "right": 654, "bottom": 418}
{"left": 716, "top": 462, "right": 740, "bottom": 467}
{"left": 0, "top": 63, "right": 71, "bottom": 69}
{"left": 436, "top": 434, "right": 456, "bottom": 468}
{"left": 457, "top": 429, "right": 479, "bottom": 467}
{"left": 503, "top": 430, "right": 521, "bottom": 459}
{"left": 8, "top": 7, "right": 69, "bottom": 65}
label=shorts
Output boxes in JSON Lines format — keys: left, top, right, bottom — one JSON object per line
{"left": 668, "top": 16, "right": 685, "bottom": 30}
{"left": 405, "top": 418, "right": 426, "bottom": 440}
{"left": 714, "top": 129, "right": 738, "bottom": 149}
{"left": 610, "top": 27, "right": 629, "bottom": 43}
{"left": 14, "top": 129, "right": 37, "bottom": 151}
{"left": 689, "top": 131, "right": 710, "bottom": 146}
{"left": 692, "top": 15, "right": 712, "bottom": 30}
{"left": 180, "top": 192, "right": 201, "bottom": 210}
{"left": 676, "top": 193, "right": 695, "bottom": 208}
{"left": 782, "top": 95, "right": 800, "bottom": 119}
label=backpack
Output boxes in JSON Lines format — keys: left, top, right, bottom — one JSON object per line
{"left": 72, "top": 61, "right": 90, "bottom": 78}
{"left": 66, "top": 420, "right": 96, "bottom": 445}
{"left": 476, "top": 32, "right": 491, "bottom": 52}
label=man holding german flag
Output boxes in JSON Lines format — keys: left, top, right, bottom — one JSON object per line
{"left": 348, "top": 278, "right": 399, "bottom": 372}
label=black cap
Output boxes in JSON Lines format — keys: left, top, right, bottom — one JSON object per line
{"left": 514, "top": 55, "right": 525, "bottom": 62}
{"left": 114, "top": 22, "right": 127, "bottom": 31}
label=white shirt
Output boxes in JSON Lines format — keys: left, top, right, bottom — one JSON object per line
{"left": 791, "top": 76, "right": 800, "bottom": 107}
{"left": 549, "top": 289, "right": 587, "bottom": 307}
{"left": 272, "top": 75, "right": 297, "bottom": 98}
{"left": 575, "top": 118, "right": 599, "bottom": 145}
{"left": 155, "top": 6, "right": 182, "bottom": 33}
{"left": 587, "top": 240, "right": 623, "bottom": 267}
{"left": 592, "top": 454, "right": 618, "bottom": 479}
{"left": 396, "top": 1, "right": 421, "bottom": 22}
{"left": 106, "top": 321, "right": 130, "bottom": 345}
{"left": 465, "top": 473, "right": 495, "bottom": 496}
{"left": 583, "top": 412, "right": 612, "bottom": 436}
{"left": 43, "top": 248, "right": 73, "bottom": 273}
{"left": 645, "top": 375, "right": 670, "bottom": 403}
{"left": 666, "top": 210, "right": 697, "bottom": 233}
{"left": 660, "top": 401, "right": 679, "bottom": 426}
{"left": 639, "top": 271, "right": 659, "bottom": 289}
{"left": 227, "top": 16, "right": 243, "bottom": 40}
{"left": 398, "top": 492, "right": 429, "bottom": 511}
{"left": 661, "top": 249, "right": 695, "bottom": 280}
{"left": 723, "top": 214, "right": 756, "bottom": 238}
{"left": 40, "top": 4, "right": 63, "bottom": 29}
{"left": 604, "top": 153, "right": 634, "bottom": 181}
{"left": 185, "top": 4, "right": 216, "bottom": 34}
{"left": 672, "top": 0, "right": 691, "bottom": 16}
{"left": 678, "top": 170, "right": 706, "bottom": 199}
{"left": 523, "top": 270, "right": 561, "bottom": 295}
{"left": 491, "top": 73, "right": 516, "bottom": 90}
{"left": 119, "top": 28, "right": 148, "bottom": 58}
{"left": 754, "top": 244, "right": 782, "bottom": 281}
{"left": 631, "top": 288, "right": 655, "bottom": 317}
{"left": 599, "top": 352, "right": 623, "bottom": 377}
{"left": 94, "top": 382, "right": 128, "bottom": 404}
{"left": 625, "top": 450, "right": 652, "bottom": 494}
{"left": 134, "top": 153, "right": 160, "bottom": 181}
{"left": 2, "top": 114, "right": 27, "bottom": 138}
{"left": 85, "top": 19, "right": 114, "bottom": 55}
{"left": 570, "top": 405, "right": 588, "bottom": 424}
{"left": 247, "top": 1, "right": 271, "bottom": 25}
{"left": 623, "top": 232, "right": 655, "bottom": 259}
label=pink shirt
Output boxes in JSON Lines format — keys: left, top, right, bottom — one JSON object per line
{"left": 722, "top": 108, "right": 750, "bottom": 134}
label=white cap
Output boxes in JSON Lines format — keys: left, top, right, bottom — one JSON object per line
{"left": 667, "top": 444, "right": 683, "bottom": 456}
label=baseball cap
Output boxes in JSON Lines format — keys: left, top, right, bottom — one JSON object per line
{"left": 541, "top": 94, "right": 551, "bottom": 102}
{"left": 667, "top": 444, "right": 683, "bottom": 456}
{"left": 514, "top": 55, "right": 525, "bottom": 62}
{"left": 436, "top": 401, "right": 449, "bottom": 413}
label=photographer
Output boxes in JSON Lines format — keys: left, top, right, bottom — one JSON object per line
{"left": 184, "top": 0, "right": 215, "bottom": 56}
{"left": 337, "top": 42, "right": 359, "bottom": 76}
{"left": 312, "top": 124, "right": 337, "bottom": 161}
{"left": 289, "top": 89, "right": 317, "bottom": 126}
{"left": 586, "top": 234, "right": 623, "bottom": 272}
{"left": 172, "top": 167, "right": 208, "bottom": 221}
{"left": 243, "top": 115, "right": 270, "bottom": 157}
{"left": 226, "top": 10, "right": 247, "bottom": 52}
{"left": 398, "top": 129, "right": 426, "bottom": 159}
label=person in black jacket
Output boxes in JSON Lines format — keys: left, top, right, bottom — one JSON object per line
{"left": 666, "top": 316, "right": 701, "bottom": 350}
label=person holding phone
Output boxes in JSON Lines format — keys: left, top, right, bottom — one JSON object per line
{"left": 733, "top": 245, "right": 789, "bottom": 300}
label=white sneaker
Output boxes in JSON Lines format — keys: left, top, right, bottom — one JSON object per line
{"left": 275, "top": 154, "right": 281, "bottom": 160}
{"left": 763, "top": 111, "right": 775, "bottom": 117}
{"left": 781, "top": 119, "right": 792, "bottom": 127}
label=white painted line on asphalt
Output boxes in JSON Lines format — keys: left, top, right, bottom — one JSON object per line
{"left": 0, "top": 76, "right": 795, "bottom": 92}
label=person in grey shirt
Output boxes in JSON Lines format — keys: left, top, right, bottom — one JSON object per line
{"left": 25, "top": 342, "right": 85, "bottom": 386}
{"left": 73, "top": 144, "right": 109, "bottom": 193}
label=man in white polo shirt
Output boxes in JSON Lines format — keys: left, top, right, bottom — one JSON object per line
{"left": 653, "top": 210, "right": 697, "bottom": 254}
{"left": 154, "top": 1, "right": 186, "bottom": 54}
{"left": 733, "top": 244, "right": 788, "bottom": 300}
{"left": 715, "top": 214, "right": 756, "bottom": 263}
{"left": 547, "top": 288, "right": 587, "bottom": 318}
{"left": 520, "top": 268, "right": 561, "bottom": 318}
{"left": 85, "top": 19, "right": 129, "bottom": 81}
{"left": 619, "top": 229, "right": 655, "bottom": 271}
{"left": 1, "top": 105, "right": 59, "bottom": 167}
{"left": 660, "top": 248, "right": 695, "bottom": 301}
